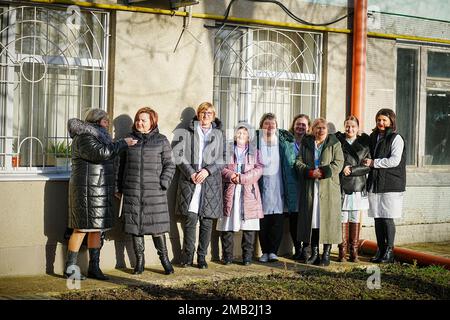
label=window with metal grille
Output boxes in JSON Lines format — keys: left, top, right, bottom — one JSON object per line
{"left": 213, "top": 25, "right": 322, "bottom": 131}
{"left": 0, "top": 5, "right": 108, "bottom": 178}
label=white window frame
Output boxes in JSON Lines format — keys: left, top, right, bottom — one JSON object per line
{"left": 0, "top": 4, "right": 109, "bottom": 181}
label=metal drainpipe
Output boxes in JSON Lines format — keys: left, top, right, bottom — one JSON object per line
{"left": 350, "top": 0, "right": 367, "bottom": 127}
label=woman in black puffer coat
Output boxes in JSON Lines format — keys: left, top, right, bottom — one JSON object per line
{"left": 116, "top": 107, "right": 176, "bottom": 275}
{"left": 173, "top": 102, "right": 225, "bottom": 269}
{"left": 335, "top": 115, "right": 370, "bottom": 263}
{"left": 65, "top": 109, "right": 137, "bottom": 281}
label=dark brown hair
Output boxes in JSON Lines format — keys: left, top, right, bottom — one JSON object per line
{"left": 289, "top": 114, "right": 311, "bottom": 135}
{"left": 373, "top": 108, "right": 396, "bottom": 132}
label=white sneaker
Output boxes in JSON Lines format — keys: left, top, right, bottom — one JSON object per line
{"left": 269, "top": 253, "right": 278, "bottom": 262}
{"left": 259, "top": 253, "right": 269, "bottom": 263}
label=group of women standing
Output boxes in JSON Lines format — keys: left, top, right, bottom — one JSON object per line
{"left": 63, "top": 104, "right": 405, "bottom": 280}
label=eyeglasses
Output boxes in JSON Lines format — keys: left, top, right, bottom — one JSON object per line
{"left": 200, "top": 111, "right": 214, "bottom": 116}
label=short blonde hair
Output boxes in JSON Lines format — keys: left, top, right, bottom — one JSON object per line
{"left": 311, "top": 117, "right": 328, "bottom": 130}
{"left": 196, "top": 102, "right": 216, "bottom": 118}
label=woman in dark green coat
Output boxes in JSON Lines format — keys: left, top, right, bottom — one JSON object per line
{"left": 295, "top": 118, "right": 344, "bottom": 266}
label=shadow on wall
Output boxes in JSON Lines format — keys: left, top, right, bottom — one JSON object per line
{"left": 109, "top": 114, "right": 135, "bottom": 268}
{"left": 113, "top": 114, "right": 134, "bottom": 140}
{"left": 168, "top": 107, "right": 196, "bottom": 264}
{"left": 43, "top": 181, "right": 87, "bottom": 275}
{"left": 327, "top": 122, "right": 337, "bottom": 134}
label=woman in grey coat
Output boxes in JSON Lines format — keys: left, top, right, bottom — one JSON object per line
{"left": 173, "top": 102, "right": 225, "bottom": 269}
{"left": 295, "top": 118, "right": 344, "bottom": 266}
{"left": 65, "top": 109, "right": 137, "bottom": 280}
{"left": 116, "top": 107, "right": 176, "bottom": 275}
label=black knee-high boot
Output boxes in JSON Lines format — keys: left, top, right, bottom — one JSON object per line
{"left": 132, "top": 236, "right": 145, "bottom": 274}
{"left": 87, "top": 248, "right": 109, "bottom": 280}
{"left": 320, "top": 244, "right": 332, "bottom": 266}
{"left": 306, "top": 228, "right": 320, "bottom": 265}
{"left": 299, "top": 242, "right": 310, "bottom": 262}
{"left": 381, "top": 219, "right": 395, "bottom": 263}
{"left": 153, "top": 235, "right": 174, "bottom": 275}
{"left": 64, "top": 250, "right": 86, "bottom": 280}
{"left": 370, "top": 219, "right": 385, "bottom": 263}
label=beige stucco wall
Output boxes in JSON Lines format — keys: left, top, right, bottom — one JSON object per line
{"left": 112, "top": 10, "right": 214, "bottom": 139}
{"left": 110, "top": 0, "right": 349, "bottom": 138}
{"left": 322, "top": 32, "right": 348, "bottom": 132}
{"left": 365, "top": 37, "right": 396, "bottom": 132}
{"left": 0, "top": 181, "right": 68, "bottom": 275}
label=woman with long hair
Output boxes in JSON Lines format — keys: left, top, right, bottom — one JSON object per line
{"left": 363, "top": 108, "right": 406, "bottom": 264}
{"left": 288, "top": 114, "right": 311, "bottom": 261}
{"left": 335, "top": 115, "right": 370, "bottom": 262}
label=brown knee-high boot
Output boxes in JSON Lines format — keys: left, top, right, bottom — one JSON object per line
{"left": 349, "top": 223, "right": 361, "bottom": 262}
{"left": 338, "top": 223, "right": 349, "bottom": 262}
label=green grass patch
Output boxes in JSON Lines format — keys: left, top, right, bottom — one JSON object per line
{"left": 59, "top": 263, "right": 449, "bottom": 300}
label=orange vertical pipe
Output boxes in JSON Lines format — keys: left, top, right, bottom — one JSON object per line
{"left": 351, "top": 0, "right": 367, "bottom": 125}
